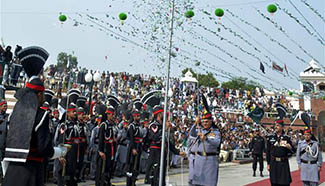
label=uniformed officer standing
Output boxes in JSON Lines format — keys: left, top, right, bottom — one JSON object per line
{"left": 3, "top": 46, "right": 68, "bottom": 186}
{"left": 145, "top": 106, "right": 184, "bottom": 186}
{"left": 89, "top": 115, "right": 101, "bottom": 180}
{"left": 296, "top": 128, "right": 323, "bottom": 186}
{"left": 76, "top": 107, "right": 88, "bottom": 182}
{"left": 188, "top": 112, "right": 221, "bottom": 186}
{"left": 57, "top": 104, "right": 79, "bottom": 186}
{"left": 115, "top": 112, "right": 130, "bottom": 177}
{"left": 96, "top": 106, "right": 117, "bottom": 186}
{"left": 126, "top": 109, "right": 143, "bottom": 186}
{"left": 249, "top": 129, "right": 265, "bottom": 177}
{"left": 266, "top": 119, "right": 294, "bottom": 186}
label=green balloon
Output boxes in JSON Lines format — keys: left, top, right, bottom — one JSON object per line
{"left": 288, "top": 91, "right": 293, "bottom": 96}
{"left": 59, "top": 14, "right": 67, "bottom": 22}
{"left": 185, "top": 10, "right": 194, "bottom": 18}
{"left": 267, "top": 4, "right": 277, "bottom": 13}
{"left": 215, "top": 8, "right": 224, "bottom": 17}
{"left": 119, "top": 13, "right": 127, "bottom": 21}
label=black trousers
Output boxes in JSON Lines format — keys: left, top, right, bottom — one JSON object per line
{"left": 252, "top": 154, "right": 264, "bottom": 172}
{"left": 95, "top": 155, "right": 115, "bottom": 186}
{"left": 3, "top": 161, "right": 44, "bottom": 186}
{"left": 127, "top": 151, "right": 142, "bottom": 186}
{"left": 145, "top": 148, "right": 167, "bottom": 186}
{"left": 271, "top": 184, "right": 290, "bottom": 186}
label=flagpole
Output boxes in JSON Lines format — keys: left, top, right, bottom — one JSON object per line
{"left": 159, "top": 0, "right": 175, "bottom": 185}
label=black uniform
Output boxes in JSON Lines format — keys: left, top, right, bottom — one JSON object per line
{"left": 58, "top": 120, "right": 80, "bottom": 186}
{"left": 250, "top": 135, "right": 265, "bottom": 174}
{"left": 145, "top": 121, "right": 180, "bottom": 186}
{"left": 3, "top": 108, "right": 54, "bottom": 186}
{"left": 126, "top": 121, "right": 143, "bottom": 186}
{"left": 96, "top": 120, "right": 117, "bottom": 186}
{"left": 266, "top": 132, "right": 294, "bottom": 186}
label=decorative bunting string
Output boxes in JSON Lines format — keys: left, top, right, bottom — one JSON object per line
{"left": 300, "top": 0, "right": 325, "bottom": 23}
{"left": 225, "top": 9, "right": 305, "bottom": 77}
{"left": 276, "top": 3, "right": 324, "bottom": 45}
{"left": 221, "top": 15, "right": 298, "bottom": 80}
{"left": 255, "top": 8, "right": 322, "bottom": 67}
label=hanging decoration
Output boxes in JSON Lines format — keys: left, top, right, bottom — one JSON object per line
{"left": 185, "top": 10, "right": 194, "bottom": 19}
{"left": 226, "top": 9, "right": 308, "bottom": 72}
{"left": 300, "top": 0, "right": 325, "bottom": 23}
{"left": 256, "top": 8, "right": 321, "bottom": 67}
{"left": 214, "top": 8, "right": 224, "bottom": 19}
{"left": 267, "top": 4, "right": 277, "bottom": 14}
{"left": 288, "top": 91, "right": 293, "bottom": 96}
{"left": 119, "top": 13, "right": 127, "bottom": 25}
{"left": 59, "top": 14, "right": 67, "bottom": 23}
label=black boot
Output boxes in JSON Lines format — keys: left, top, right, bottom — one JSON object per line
{"left": 253, "top": 171, "right": 256, "bottom": 177}
{"left": 260, "top": 171, "right": 264, "bottom": 177}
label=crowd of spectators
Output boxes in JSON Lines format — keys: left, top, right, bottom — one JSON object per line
{"left": 1, "top": 44, "right": 302, "bottom": 166}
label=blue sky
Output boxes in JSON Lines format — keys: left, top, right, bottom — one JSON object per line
{"left": 1, "top": 0, "right": 324, "bottom": 90}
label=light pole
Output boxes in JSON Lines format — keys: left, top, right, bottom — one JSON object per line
{"left": 85, "top": 70, "right": 101, "bottom": 115}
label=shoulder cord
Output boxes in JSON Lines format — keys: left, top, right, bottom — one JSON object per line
{"left": 306, "top": 144, "right": 318, "bottom": 159}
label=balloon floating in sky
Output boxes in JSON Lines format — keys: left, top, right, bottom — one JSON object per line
{"left": 119, "top": 13, "right": 127, "bottom": 21}
{"left": 267, "top": 4, "right": 277, "bottom": 14}
{"left": 185, "top": 10, "right": 195, "bottom": 18}
{"left": 214, "top": 8, "right": 224, "bottom": 18}
{"left": 288, "top": 91, "right": 293, "bottom": 96}
{"left": 59, "top": 14, "right": 67, "bottom": 22}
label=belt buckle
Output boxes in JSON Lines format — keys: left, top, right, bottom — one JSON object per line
{"left": 307, "top": 160, "right": 311, "bottom": 164}
{"left": 275, "top": 157, "right": 281, "bottom": 162}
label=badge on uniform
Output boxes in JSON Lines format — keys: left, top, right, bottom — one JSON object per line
{"left": 208, "top": 132, "right": 216, "bottom": 139}
{"left": 152, "top": 126, "right": 158, "bottom": 133}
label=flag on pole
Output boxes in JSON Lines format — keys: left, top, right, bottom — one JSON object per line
{"left": 272, "top": 62, "right": 283, "bottom": 72}
{"left": 260, "top": 62, "right": 265, "bottom": 74}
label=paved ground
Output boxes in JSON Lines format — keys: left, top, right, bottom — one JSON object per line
{"left": 47, "top": 152, "right": 325, "bottom": 186}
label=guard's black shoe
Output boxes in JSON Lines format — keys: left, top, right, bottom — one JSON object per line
{"left": 253, "top": 172, "right": 256, "bottom": 177}
{"left": 260, "top": 172, "right": 264, "bottom": 177}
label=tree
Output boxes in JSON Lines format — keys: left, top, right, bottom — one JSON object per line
{"left": 221, "top": 77, "right": 259, "bottom": 90}
{"left": 182, "top": 68, "right": 219, "bottom": 88}
{"left": 57, "top": 52, "right": 78, "bottom": 71}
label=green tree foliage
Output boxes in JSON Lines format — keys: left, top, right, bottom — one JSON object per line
{"left": 57, "top": 52, "right": 78, "bottom": 71}
{"left": 182, "top": 68, "right": 219, "bottom": 88}
{"left": 221, "top": 77, "right": 259, "bottom": 90}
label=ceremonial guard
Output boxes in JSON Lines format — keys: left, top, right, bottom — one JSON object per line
{"left": 2, "top": 46, "right": 68, "bottom": 186}
{"left": 145, "top": 105, "right": 184, "bottom": 186}
{"left": 297, "top": 128, "right": 323, "bottom": 186}
{"left": 266, "top": 119, "right": 294, "bottom": 186}
{"left": 57, "top": 103, "right": 79, "bottom": 186}
{"left": 96, "top": 106, "right": 118, "bottom": 186}
{"left": 188, "top": 111, "right": 221, "bottom": 186}
{"left": 139, "top": 112, "right": 150, "bottom": 174}
{"left": 249, "top": 129, "right": 265, "bottom": 177}
{"left": 76, "top": 106, "right": 88, "bottom": 182}
{"left": 115, "top": 111, "right": 131, "bottom": 177}
{"left": 126, "top": 109, "right": 143, "bottom": 186}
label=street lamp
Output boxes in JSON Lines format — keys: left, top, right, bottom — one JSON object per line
{"left": 85, "top": 70, "right": 101, "bottom": 115}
